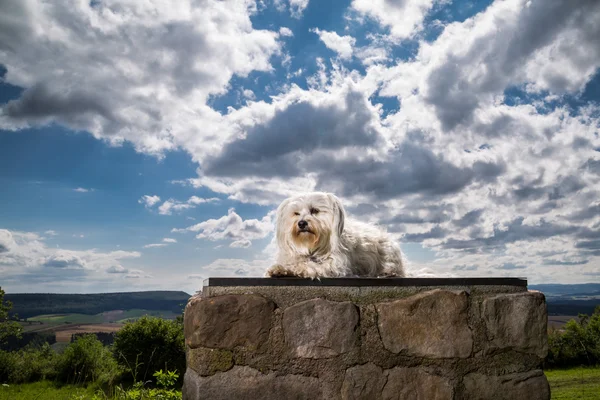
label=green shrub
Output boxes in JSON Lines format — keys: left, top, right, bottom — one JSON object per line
{"left": 108, "top": 370, "right": 182, "bottom": 400}
{"left": 547, "top": 306, "right": 600, "bottom": 368}
{"left": 113, "top": 316, "right": 185, "bottom": 382}
{"left": 57, "top": 334, "right": 122, "bottom": 386}
{"left": 0, "top": 343, "right": 58, "bottom": 383}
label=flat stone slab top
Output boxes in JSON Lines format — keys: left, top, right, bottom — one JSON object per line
{"left": 203, "top": 277, "right": 527, "bottom": 287}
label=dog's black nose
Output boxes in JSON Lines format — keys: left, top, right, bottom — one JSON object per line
{"left": 298, "top": 220, "right": 308, "bottom": 229}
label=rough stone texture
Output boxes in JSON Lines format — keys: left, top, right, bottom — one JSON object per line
{"left": 204, "top": 284, "right": 526, "bottom": 309}
{"left": 184, "top": 294, "right": 274, "bottom": 350}
{"left": 283, "top": 298, "right": 359, "bottom": 358}
{"left": 382, "top": 367, "right": 454, "bottom": 400}
{"left": 183, "top": 366, "right": 322, "bottom": 400}
{"left": 187, "top": 347, "right": 233, "bottom": 376}
{"left": 341, "top": 363, "right": 386, "bottom": 400}
{"left": 462, "top": 370, "right": 550, "bottom": 400}
{"left": 482, "top": 291, "right": 548, "bottom": 358}
{"left": 183, "top": 281, "right": 549, "bottom": 400}
{"left": 376, "top": 289, "right": 473, "bottom": 358}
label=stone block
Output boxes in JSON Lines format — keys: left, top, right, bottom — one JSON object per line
{"left": 382, "top": 367, "right": 453, "bottom": 400}
{"left": 187, "top": 347, "right": 233, "bottom": 376}
{"left": 283, "top": 298, "right": 359, "bottom": 358}
{"left": 462, "top": 370, "right": 550, "bottom": 400}
{"left": 341, "top": 363, "right": 386, "bottom": 400}
{"left": 184, "top": 294, "right": 274, "bottom": 350}
{"left": 482, "top": 291, "right": 547, "bottom": 357}
{"left": 183, "top": 365, "right": 322, "bottom": 400}
{"left": 376, "top": 289, "right": 473, "bottom": 358}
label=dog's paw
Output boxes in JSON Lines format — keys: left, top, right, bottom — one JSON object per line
{"left": 265, "top": 264, "right": 294, "bottom": 277}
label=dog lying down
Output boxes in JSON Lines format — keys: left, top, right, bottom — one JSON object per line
{"left": 265, "top": 192, "right": 405, "bottom": 279}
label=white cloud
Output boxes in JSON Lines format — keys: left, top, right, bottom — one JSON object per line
{"left": 44, "top": 230, "right": 58, "bottom": 236}
{"left": 242, "top": 89, "right": 256, "bottom": 100}
{"left": 279, "top": 27, "right": 293, "bottom": 37}
{"left": 1, "top": 0, "right": 600, "bottom": 286}
{"left": 143, "top": 243, "right": 168, "bottom": 248}
{"left": 0, "top": 228, "right": 141, "bottom": 289}
{"left": 199, "top": 258, "right": 267, "bottom": 277}
{"left": 139, "top": 195, "right": 161, "bottom": 208}
{"left": 0, "top": 0, "right": 282, "bottom": 156}
{"left": 157, "top": 196, "right": 219, "bottom": 215}
{"left": 73, "top": 187, "right": 92, "bottom": 193}
{"left": 162, "top": 238, "right": 177, "bottom": 243}
{"left": 230, "top": 239, "right": 252, "bottom": 248}
{"left": 173, "top": 208, "right": 274, "bottom": 245}
{"left": 289, "top": 0, "right": 309, "bottom": 18}
{"left": 311, "top": 28, "right": 356, "bottom": 60}
{"left": 107, "top": 265, "right": 128, "bottom": 274}
{"left": 351, "top": 0, "right": 438, "bottom": 40}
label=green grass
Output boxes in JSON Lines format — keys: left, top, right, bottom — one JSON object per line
{"left": 0, "top": 381, "right": 96, "bottom": 400}
{"left": 547, "top": 367, "right": 600, "bottom": 399}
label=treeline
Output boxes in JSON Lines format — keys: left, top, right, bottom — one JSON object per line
{"left": 6, "top": 291, "right": 190, "bottom": 319}
{"left": 547, "top": 306, "right": 600, "bottom": 368}
{"left": 1, "top": 331, "right": 56, "bottom": 352}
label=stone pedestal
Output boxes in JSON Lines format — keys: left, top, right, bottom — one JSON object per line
{"left": 183, "top": 277, "right": 550, "bottom": 400}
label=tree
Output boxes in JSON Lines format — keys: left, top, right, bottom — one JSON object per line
{"left": 113, "top": 316, "right": 185, "bottom": 382}
{"left": 0, "top": 287, "right": 21, "bottom": 345}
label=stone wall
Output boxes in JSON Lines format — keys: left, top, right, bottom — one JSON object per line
{"left": 183, "top": 278, "right": 550, "bottom": 400}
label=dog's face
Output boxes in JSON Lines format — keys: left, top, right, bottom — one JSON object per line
{"left": 276, "top": 192, "right": 345, "bottom": 255}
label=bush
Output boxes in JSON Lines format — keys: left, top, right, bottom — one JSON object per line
{"left": 0, "top": 343, "right": 58, "bottom": 383}
{"left": 57, "top": 334, "right": 122, "bottom": 386}
{"left": 109, "top": 370, "right": 182, "bottom": 400}
{"left": 547, "top": 306, "right": 600, "bottom": 368}
{"left": 113, "top": 316, "right": 185, "bottom": 382}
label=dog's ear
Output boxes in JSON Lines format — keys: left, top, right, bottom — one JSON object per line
{"left": 275, "top": 197, "right": 291, "bottom": 244}
{"left": 328, "top": 193, "right": 345, "bottom": 237}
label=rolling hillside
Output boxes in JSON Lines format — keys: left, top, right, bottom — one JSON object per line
{"left": 5, "top": 291, "right": 191, "bottom": 319}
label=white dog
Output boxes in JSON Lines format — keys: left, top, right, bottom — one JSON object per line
{"left": 265, "top": 192, "right": 405, "bottom": 279}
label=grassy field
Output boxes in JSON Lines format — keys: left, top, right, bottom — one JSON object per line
{"left": 0, "top": 381, "right": 97, "bottom": 400}
{"left": 547, "top": 367, "right": 600, "bottom": 399}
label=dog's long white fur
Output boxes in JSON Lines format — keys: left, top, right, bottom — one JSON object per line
{"left": 265, "top": 192, "right": 405, "bottom": 278}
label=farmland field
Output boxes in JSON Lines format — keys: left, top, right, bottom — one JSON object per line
{"left": 18, "top": 309, "right": 179, "bottom": 342}
{"left": 548, "top": 315, "right": 578, "bottom": 329}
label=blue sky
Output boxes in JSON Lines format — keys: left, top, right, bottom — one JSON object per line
{"left": 1, "top": 0, "right": 599, "bottom": 294}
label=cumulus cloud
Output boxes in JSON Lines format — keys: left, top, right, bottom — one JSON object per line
{"left": 279, "top": 27, "right": 293, "bottom": 37}
{"left": 351, "top": 0, "right": 439, "bottom": 40}
{"left": 173, "top": 208, "right": 274, "bottom": 247}
{"left": 289, "top": 0, "right": 309, "bottom": 18}
{"left": 73, "top": 187, "right": 92, "bottom": 193}
{"left": 2, "top": 0, "right": 600, "bottom": 284}
{"left": 0, "top": 228, "right": 141, "bottom": 287}
{"left": 107, "top": 265, "right": 128, "bottom": 274}
{"left": 157, "top": 196, "right": 219, "bottom": 215}
{"left": 162, "top": 238, "right": 177, "bottom": 243}
{"left": 199, "top": 258, "right": 267, "bottom": 277}
{"left": 311, "top": 28, "right": 356, "bottom": 59}
{"left": 139, "top": 195, "right": 161, "bottom": 208}
{"left": 0, "top": 0, "right": 282, "bottom": 156}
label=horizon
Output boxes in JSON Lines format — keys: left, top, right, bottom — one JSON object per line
{"left": 1, "top": 0, "right": 600, "bottom": 294}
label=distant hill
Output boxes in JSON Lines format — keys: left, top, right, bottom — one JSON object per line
{"left": 530, "top": 283, "right": 600, "bottom": 316}
{"left": 6, "top": 291, "right": 191, "bottom": 319}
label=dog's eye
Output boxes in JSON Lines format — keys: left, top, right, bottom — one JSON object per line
{"left": 293, "top": 212, "right": 300, "bottom": 216}
{"left": 310, "top": 208, "right": 319, "bottom": 215}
